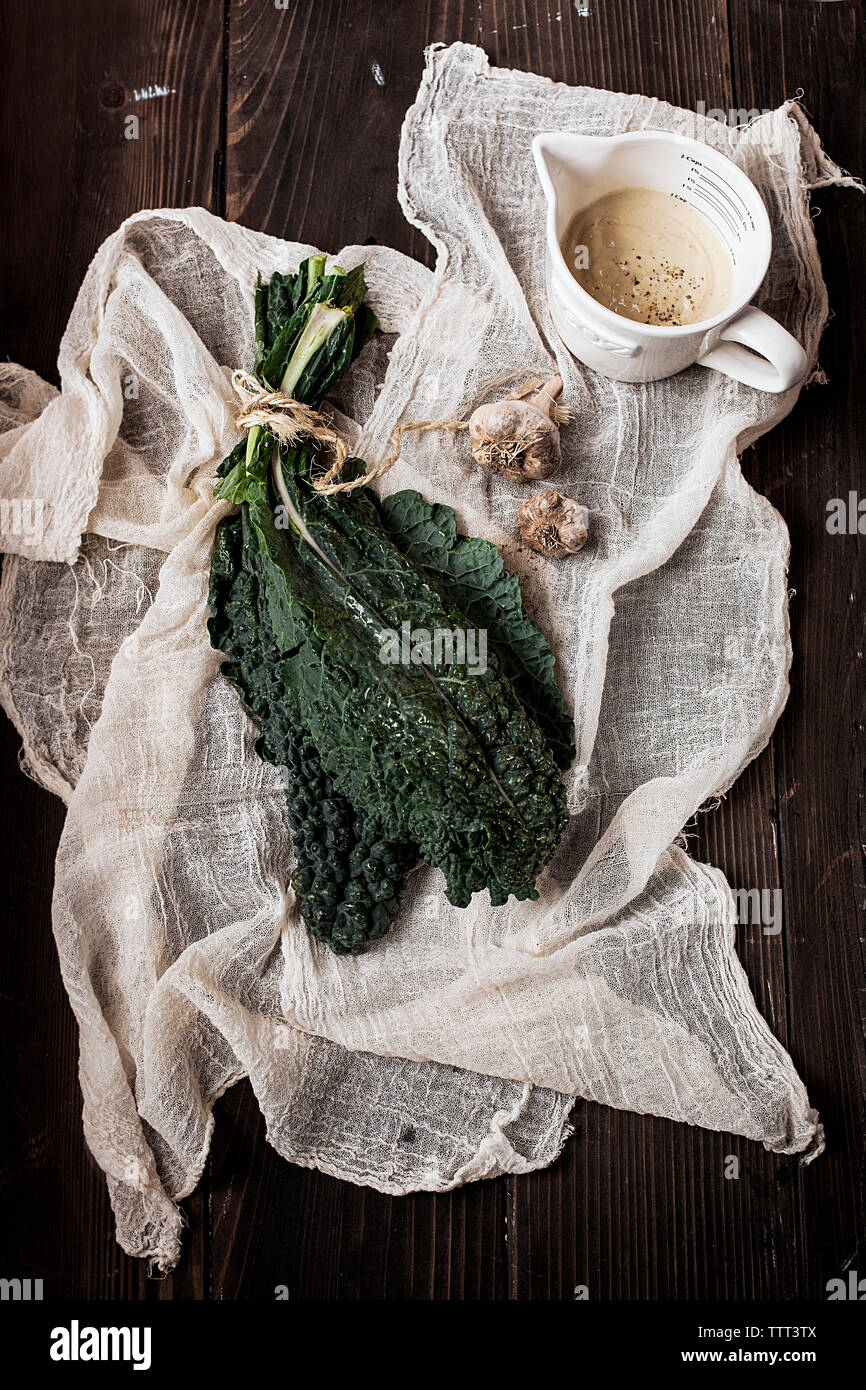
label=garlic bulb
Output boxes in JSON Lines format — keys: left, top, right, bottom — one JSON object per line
{"left": 467, "top": 374, "right": 571, "bottom": 481}
{"left": 517, "top": 490, "right": 589, "bottom": 558}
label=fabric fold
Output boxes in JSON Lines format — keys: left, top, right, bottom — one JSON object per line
{"left": 1, "top": 43, "right": 855, "bottom": 1266}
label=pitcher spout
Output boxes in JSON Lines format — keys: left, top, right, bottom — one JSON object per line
{"left": 532, "top": 131, "right": 607, "bottom": 209}
{"left": 532, "top": 133, "right": 565, "bottom": 208}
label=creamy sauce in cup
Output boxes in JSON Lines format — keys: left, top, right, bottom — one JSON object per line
{"left": 561, "top": 187, "right": 733, "bottom": 327}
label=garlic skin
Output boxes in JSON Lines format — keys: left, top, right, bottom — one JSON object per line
{"left": 517, "top": 490, "right": 589, "bottom": 558}
{"left": 468, "top": 374, "right": 570, "bottom": 481}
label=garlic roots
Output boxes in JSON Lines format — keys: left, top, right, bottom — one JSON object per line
{"left": 468, "top": 374, "right": 571, "bottom": 481}
{"left": 517, "top": 490, "right": 589, "bottom": 558}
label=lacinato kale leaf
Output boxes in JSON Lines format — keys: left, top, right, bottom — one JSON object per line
{"left": 208, "top": 259, "right": 574, "bottom": 953}
{"left": 208, "top": 507, "right": 415, "bottom": 953}
{"left": 377, "top": 490, "right": 574, "bottom": 769}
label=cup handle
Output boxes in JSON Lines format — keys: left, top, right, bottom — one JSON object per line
{"left": 696, "top": 305, "right": 808, "bottom": 393}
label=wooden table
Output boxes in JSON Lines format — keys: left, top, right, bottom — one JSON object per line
{"left": 1, "top": 0, "right": 863, "bottom": 1301}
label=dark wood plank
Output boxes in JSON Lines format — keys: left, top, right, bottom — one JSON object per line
{"left": 225, "top": 0, "right": 433, "bottom": 262}
{"left": 218, "top": 0, "right": 515, "bottom": 1301}
{"left": 218, "top": 0, "right": 813, "bottom": 1302}
{"left": 489, "top": 0, "right": 807, "bottom": 1300}
{"left": 0, "top": 0, "right": 225, "bottom": 1297}
{"left": 726, "top": 0, "right": 866, "bottom": 1301}
{"left": 0, "top": 0, "right": 225, "bottom": 386}
{"left": 511, "top": 767, "right": 806, "bottom": 1299}
{"left": 506, "top": 0, "right": 863, "bottom": 1303}
{"left": 210, "top": 1081, "right": 507, "bottom": 1299}
{"left": 1, "top": 0, "right": 862, "bottom": 1301}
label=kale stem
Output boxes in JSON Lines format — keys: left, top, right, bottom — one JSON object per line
{"left": 306, "top": 255, "right": 327, "bottom": 294}
{"left": 279, "top": 304, "right": 348, "bottom": 396}
{"left": 245, "top": 423, "right": 261, "bottom": 478}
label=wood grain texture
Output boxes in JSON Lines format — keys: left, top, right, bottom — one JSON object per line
{"left": 0, "top": 0, "right": 863, "bottom": 1300}
{"left": 210, "top": 1081, "right": 507, "bottom": 1299}
{"left": 0, "top": 0, "right": 224, "bottom": 1299}
{"left": 489, "top": 0, "right": 798, "bottom": 1301}
{"left": 723, "top": 0, "right": 866, "bottom": 1301}
{"left": 225, "top": 0, "right": 434, "bottom": 261}
{"left": 0, "top": 0, "right": 225, "bottom": 384}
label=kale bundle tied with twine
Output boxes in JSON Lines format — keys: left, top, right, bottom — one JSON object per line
{"left": 1, "top": 43, "right": 856, "bottom": 1269}
{"left": 210, "top": 256, "right": 573, "bottom": 954}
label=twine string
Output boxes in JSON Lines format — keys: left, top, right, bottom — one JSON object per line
{"left": 230, "top": 371, "right": 552, "bottom": 497}
{"left": 231, "top": 370, "right": 350, "bottom": 471}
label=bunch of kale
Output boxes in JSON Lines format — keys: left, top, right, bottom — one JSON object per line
{"left": 208, "top": 260, "right": 573, "bottom": 953}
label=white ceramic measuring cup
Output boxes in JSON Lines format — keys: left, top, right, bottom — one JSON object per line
{"left": 533, "top": 129, "right": 808, "bottom": 390}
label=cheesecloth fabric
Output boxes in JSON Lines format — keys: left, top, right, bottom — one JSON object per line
{"left": 1, "top": 43, "right": 854, "bottom": 1269}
